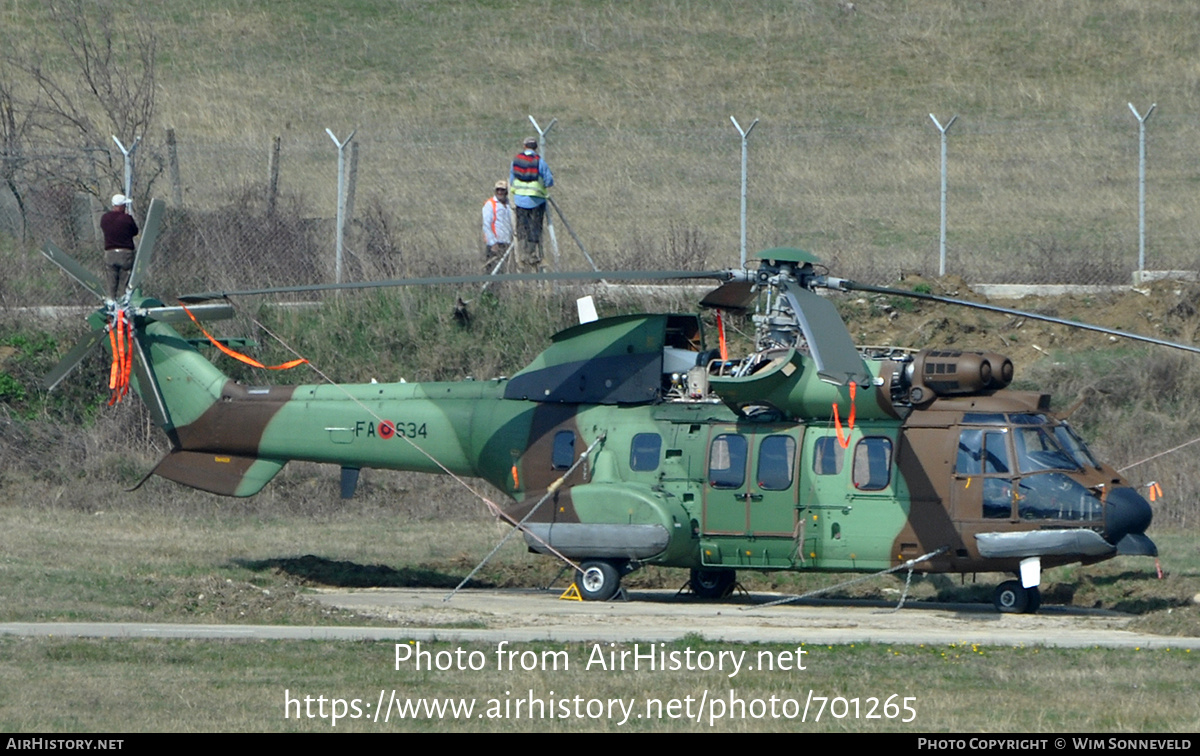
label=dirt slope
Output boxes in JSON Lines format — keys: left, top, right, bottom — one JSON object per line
{"left": 842, "top": 277, "right": 1200, "bottom": 369}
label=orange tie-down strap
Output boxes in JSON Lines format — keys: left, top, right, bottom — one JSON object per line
{"left": 108, "top": 309, "right": 133, "bottom": 404}
{"left": 180, "top": 303, "right": 308, "bottom": 370}
{"left": 832, "top": 381, "right": 858, "bottom": 449}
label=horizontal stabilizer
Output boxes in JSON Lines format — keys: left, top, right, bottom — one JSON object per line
{"left": 151, "top": 450, "right": 286, "bottom": 497}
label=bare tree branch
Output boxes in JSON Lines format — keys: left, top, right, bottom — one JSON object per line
{"left": 3, "top": 0, "right": 159, "bottom": 205}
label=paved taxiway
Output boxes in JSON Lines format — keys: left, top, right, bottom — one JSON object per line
{"left": 1, "top": 588, "right": 1197, "bottom": 649}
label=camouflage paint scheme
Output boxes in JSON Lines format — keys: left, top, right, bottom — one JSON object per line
{"left": 123, "top": 294, "right": 1153, "bottom": 590}
{"left": 43, "top": 206, "right": 1157, "bottom": 610}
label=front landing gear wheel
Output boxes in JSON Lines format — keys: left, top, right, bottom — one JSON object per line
{"left": 689, "top": 568, "right": 736, "bottom": 599}
{"left": 993, "top": 580, "right": 1040, "bottom": 614}
{"left": 576, "top": 560, "right": 621, "bottom": 601}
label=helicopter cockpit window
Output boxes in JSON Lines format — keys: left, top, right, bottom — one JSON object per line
{"left": 956, "top": 429, "right": 982, "bottom": 474}
{"left": 813, "top": 436, "right": 844, "bottom": 476}
{"left": 630, "top": 433, "right": 662, "bottom": 471}
{"left": 1017, "top": 473, "right": 1103, "bottom": 521}
{"left": 1054, "top": 422, "right": 1101, "bottom": 470}
{"left": 956, "top": 429, "right": 1011, "bottom": 475}
{"left": 552, "top": 431, "right": 575, "bottom": 470}
{"left": 982, "top": 479, "right": 1014, "bottom": 518}
{"left": 1013, "top": 427, "right": 1079, "bottom": 473}
{"left": 1009, "top": 413, "right": 1050, "bottom": 425}
{"left": 757, "top": 435, "right": 796, "bottom": 490}
{"left": 961, "top": 413, "right": 1007, "bottom": 425}
{"left": 852, "top": 437, "right": 892, "bottom": 490}
{"left": 709, "top": 434, "right": 747, "bottom": 489}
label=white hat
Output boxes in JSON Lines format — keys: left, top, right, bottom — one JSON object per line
{"left": 111, "top": 194, "right": 131, "bottom": 206}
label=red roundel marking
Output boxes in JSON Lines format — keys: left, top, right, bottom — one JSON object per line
{"left": 378, "top": 421, "right": 395, "bottom": 440}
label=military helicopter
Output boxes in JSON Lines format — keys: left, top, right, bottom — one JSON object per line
{"left": 43, "top": 199, "right": 1173, "bottom": 614}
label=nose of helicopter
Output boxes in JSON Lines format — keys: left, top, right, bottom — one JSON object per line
{"left": 1104, "top": 487, "right": 1157, "bottom": 555}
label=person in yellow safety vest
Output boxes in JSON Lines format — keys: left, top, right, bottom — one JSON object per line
{"left": 482, "top": 180, "right": 514, "bottom": 273}
{"left": 509, "top": 136, "right": 554, "bottom": 272}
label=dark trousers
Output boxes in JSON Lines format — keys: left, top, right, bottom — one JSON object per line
{"left": 515, "top": 203, "right": 546, "bottom": 246}
{"left": 104, "top": 248, "right": 135, "bottom": 298}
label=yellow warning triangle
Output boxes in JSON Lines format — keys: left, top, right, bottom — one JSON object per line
{"left": 559, "top": 583, "right": 583, "bottom": 601}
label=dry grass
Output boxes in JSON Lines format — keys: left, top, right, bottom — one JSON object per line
{"left": 1, "top": 636, "right": 1197, "bottom": 731}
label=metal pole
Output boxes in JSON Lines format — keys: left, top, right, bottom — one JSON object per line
{"left": 528, "top": 115, "right": 559, "bottom": 271}
{"left": 345, "top": 140, "right": 360, "bottom": 231}
{"left": 730, "top": 116, "right": 759, "bottom": 268}
{"left": 325, "top": 128, "right": 356, "bottom": 284}
{"left": 266, "top": 135, "right": 281, "bottom": 217}
{"left": 111, "top": 135, "right": 141, "bottom": 203}
{"left": 547, "top": 196, "right": 603, "bottom": 276}
{"left": 166, "top": 128, "right": 183, "bottom": 207}
{"left": 928, "top": 114, "right": 957, "bottom": 277}
{"left": 1129, "top": 103, "right": 1155, "bottom": 274}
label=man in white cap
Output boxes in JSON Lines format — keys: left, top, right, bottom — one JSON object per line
{"left": 481, "top": 179, "right": 514, "bottom": 273}
{"left": 100, "top": 194, "right": 139, "bottom": 299}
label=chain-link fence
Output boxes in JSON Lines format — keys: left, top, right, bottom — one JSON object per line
{"left": 5, "top": 113, "right": 1200, "bottom": 306}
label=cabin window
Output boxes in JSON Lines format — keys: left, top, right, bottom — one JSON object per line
{"left": 708, "top": 433, "right": 747, "bottom": 489}
{"left": 813, "top": 436, "right": 844, "bottom": 475}
{"left": 757, "top": 435, "right": 796, "bottom": 491}
{"left": 630, "top": 433, "right": 662, "bottom": 471}
{"left": 852, "top": 437, "right": 892, "bottom": 490}
{"left": 552, "top": 430, "right": 575, "bottom": 470}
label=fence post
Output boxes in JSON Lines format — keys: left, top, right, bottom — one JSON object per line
{"left": 111, "top": 135, "right": 141, "bottom": 205}
{"left": 730, "top": 116, "right": 759, "bottom": 268}
{"left": 325, "top": 128, "right": 356, "bottom": 284}
{"left": 1129, "top": 102, "right": 1156, "bottom": 277}
{"left": 166, "top": 128, "right": 183, "bottom": 207}
{"left": 928, "top": 113, "right": 957, "bottom": 277}
{"left": 345, "top": 140, "right": 360, "bottom": 232}
{"left": 266, "top": 135, "right": 281, "bottom": 217}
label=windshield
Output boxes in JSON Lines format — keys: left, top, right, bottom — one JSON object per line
{"left": 956, "top": 415, "right": 1103, "bottom": 522}
{"left": 1053, "top": 422, "right": 1101, "bottom": 469}
{"left": 1012, "top": 426, "right": 1080, "bottom": 473}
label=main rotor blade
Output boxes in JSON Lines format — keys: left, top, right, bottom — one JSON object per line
{"left": 699, "top": 279, "right": 757, "bottom": 312}
{"left": 831, "top": 278, "right": 1200, "bottom": 356}
{"left": 130, "top": 334, "right": 170, "bottom": 429}
{"left": 141, "top": 303, "right": 235, "bottom": 324}
{"left": 42, "top": 242, "right": 107, "bottom": 301}
{"left": 127, "top": 198, "right": 164, "bottom": 294}
{"left": 780, "top": 283, "right": 872, "bottom": 385}
{"left": 43, "top": 327, "right": 107, "bottom": 391}
{"left": 179, "top": 269, "right": 734, "bottom": 303}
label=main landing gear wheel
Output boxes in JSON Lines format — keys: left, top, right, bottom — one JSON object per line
{"left": 993, "top": 580, "right": 1041, "bottom": 614}
{"left": 576, "top": 560, "right": 621, "bottom": 601}
{"left": 689, "top": 568, "right": 736, "bottom": 599}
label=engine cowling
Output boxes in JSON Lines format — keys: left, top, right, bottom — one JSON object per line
{"left": 906, "top": 349, "right": 1013, "bottom": 404}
